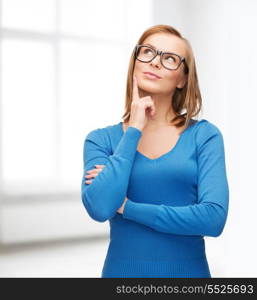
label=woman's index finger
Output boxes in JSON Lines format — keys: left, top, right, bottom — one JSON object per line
{"left": 132, "top": 75, "right": 140, "bottom": 100}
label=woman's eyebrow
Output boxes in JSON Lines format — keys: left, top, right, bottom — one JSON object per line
{"left": 144, "top": 43, "right": 173, "bottom": 53}
{"left": 144, "top": 43, "right": 155, "bottom": 48}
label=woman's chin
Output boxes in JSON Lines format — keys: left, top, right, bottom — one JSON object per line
{"left": 138, "top": 81, "right": 162, "bottom": 94}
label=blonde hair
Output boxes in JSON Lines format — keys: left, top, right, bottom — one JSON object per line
{"left": 121, "top": 24, "right": 202, "bottom": 129}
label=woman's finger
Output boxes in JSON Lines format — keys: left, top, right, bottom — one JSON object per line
{"left": 85, "top": 170, "right": 101, "bottom": 178}
{"left": 85, "top": 173, "right": 97, "bottom": 178}
{"left": 85, "top": 165, "right": 106, "bottom": 180}
{"left": 86, "top": 168, "right": 102, "bottom": 174}
{"left": 132, "top": 75, "right": 140, "bottom": 101}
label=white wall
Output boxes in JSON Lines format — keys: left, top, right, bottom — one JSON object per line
{"left": 0, "top": 0, "right": 153, "bottom": 245}
{"left": 0, "top": 194, "right": 109, "bottom": 244}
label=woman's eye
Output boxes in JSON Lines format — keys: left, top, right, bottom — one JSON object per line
{"left": 167, "top": 56, "right": 175, "bottom": 62}
{"left": 144, "top": 49, "right": 153, "bottom": 55}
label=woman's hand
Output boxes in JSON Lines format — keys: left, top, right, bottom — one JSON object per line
{"left": 84, "top": 165, "right": 128, "bottom": 214}
{"left": 84, "top": 164, "right": 105, "bottom": 184}
{"left": 129, "top": 75, "right": 156, "bottom": 131}
{"left": 117, "top": 197, "right": 128, "bottom": 214}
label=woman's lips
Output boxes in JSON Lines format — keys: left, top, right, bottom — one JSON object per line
{"left": 143, "top": 72, "right": 162, "bottom": 80}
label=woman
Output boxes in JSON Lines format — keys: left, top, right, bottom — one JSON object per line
{"left": 81, "top": 24, "right": 229, "bottom": 278}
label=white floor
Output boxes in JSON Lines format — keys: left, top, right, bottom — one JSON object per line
{"left": 0, "top": 236, "right": 109, "bottom": 278}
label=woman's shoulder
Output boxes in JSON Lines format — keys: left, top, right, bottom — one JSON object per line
{"left": 193, "top": 118, "right": 225, "bottom": 147}
{"left": 194, "top": 118, "right": 223, "bottom": 135}
{"left": 84, "top": 121, "right": 121, "bottom": 146}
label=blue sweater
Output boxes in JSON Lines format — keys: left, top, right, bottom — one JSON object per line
{"left": 81, "top": 119, "right": 229, "bottom": 278}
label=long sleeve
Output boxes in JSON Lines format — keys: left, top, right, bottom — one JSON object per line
{"left": 81, "top": 125, "right": 142, "bottom": 222}
{"left": 122, "top": 122, "right": 229, "bottom": 237}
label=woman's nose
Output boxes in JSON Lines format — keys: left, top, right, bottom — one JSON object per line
{"left": 150, "top": 55, "right": 161, "bottom": 68}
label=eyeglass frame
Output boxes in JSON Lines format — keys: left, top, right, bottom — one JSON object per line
{"left": 134, "top": 44, "right": 188, "bottom": 72}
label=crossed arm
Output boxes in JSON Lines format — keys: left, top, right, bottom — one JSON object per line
{"left": 81, "top": 126, "right": 142, "bottom": 221}
{"left": 81, "top": 122, "right": 229, "bottom": 237}
{"left": 84, "top": 164, "right": 128, "bottom": 214}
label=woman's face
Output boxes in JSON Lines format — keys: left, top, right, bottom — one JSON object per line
{"left": 133, "top": 33, "right": 188, "bottom": 96}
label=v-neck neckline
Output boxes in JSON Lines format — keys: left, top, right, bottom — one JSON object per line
{"left": 118, "top": 119, "right": 196, "bottom": 162}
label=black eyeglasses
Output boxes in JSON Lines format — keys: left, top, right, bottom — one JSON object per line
{"left": 134, "top": 44, "right": 188, "bottom": 72}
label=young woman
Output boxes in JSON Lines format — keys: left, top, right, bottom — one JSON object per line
{"left": 81, "top": 24, "right": 229, "bottom": 278}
